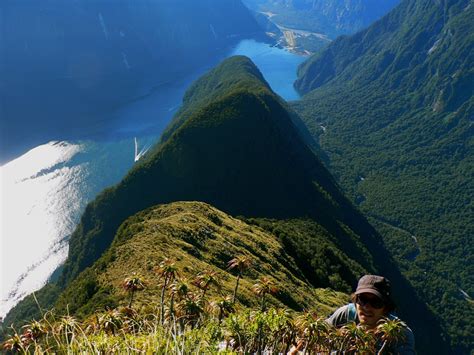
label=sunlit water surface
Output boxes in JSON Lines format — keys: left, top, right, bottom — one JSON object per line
{"left": 0, "top": 40, "right": 304, "bottom": 318}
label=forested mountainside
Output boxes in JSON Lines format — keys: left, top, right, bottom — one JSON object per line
{"left": 242, "top": 0, "right": 399, "bottom": 37}
{"left": 294, "top": 0, "right": 473, "bottom": 351}
{"left": 0, "top": 0, "right": 263, "bottom": 161}
{"left": 4, "top": 56, "right": 448, "bottom": 353}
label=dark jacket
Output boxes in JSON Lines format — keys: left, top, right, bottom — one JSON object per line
{"left": 326, "top": 304, "right": 416, "bottom": 354}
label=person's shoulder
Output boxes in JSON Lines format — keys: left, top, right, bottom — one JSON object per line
{"left": 403, "top": 324, "right": 415, "bottom": 344}
{"left": 388, "top": 314, "right": 414, "bottom": 336}
{"left": 386, "top": 316, "right": 415, "bottom": 354}
{"left": 332, "top": 304, "right": 353, "bottom": 318}
{"left": 396, "top": 326, "right": 416, "bottom": 354}
{"left": 334, "top": 304, "right": 351, "bottom": 312}
{"left": 326, "top": 304, "right": 354, "bottom": 327}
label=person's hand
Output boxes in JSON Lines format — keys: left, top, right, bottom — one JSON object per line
{"left": 287, "top": 339, "right": 305, "bottom": 355}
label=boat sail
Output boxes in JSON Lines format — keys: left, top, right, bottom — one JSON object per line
{"left": 134, "top": 137, "right": 150, "bottom": 162}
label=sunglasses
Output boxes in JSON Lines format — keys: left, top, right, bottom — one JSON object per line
{"left": 356, "top": 294, "right": 385, "bottom": 309}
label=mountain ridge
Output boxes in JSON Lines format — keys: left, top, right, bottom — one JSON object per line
{"left": 60, "top": 56, "right": 376, "bottom": 287}
{"left": 1, "top": 0, "right": 265, "bottom": 162}
{"left": 242, "top": 0, "right": 400, "bottom": 38}
{"left": 4, "top": 56, "right": 448, "bottom": 353}
{"left": 53, "top": 201, "right": 352, "bottom": 317}
{"left": 293, "top": 0, "right": 473, "bottom": 351}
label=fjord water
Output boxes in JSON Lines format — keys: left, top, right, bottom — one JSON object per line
{"left": 0, "top": 140, "right": 142, "bottom": 317}
{"left": 0, "top": 40, "right": 305, "bottom": 318}
{"left": 231, "top": 40, "right": 305, "bottom": 101}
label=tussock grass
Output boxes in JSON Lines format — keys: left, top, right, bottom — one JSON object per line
{"left": 3, "top": 305, "right": 406, "bottom": 354}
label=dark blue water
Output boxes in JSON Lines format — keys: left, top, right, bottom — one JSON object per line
{"left": 104, "top": 39, "right": 305, "bottom": 142}
{"left": 1, "top": 40, "right": 305, "bottom": 317}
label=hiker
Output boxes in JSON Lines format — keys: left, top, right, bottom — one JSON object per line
{"left": 326, "top": 274, "right": 415, "bottom": 354}
{"left": 288, "top": 275, "right": 415, "bottom": 354}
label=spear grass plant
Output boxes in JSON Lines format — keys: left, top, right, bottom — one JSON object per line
{"left": 2, "top": 264, "right": 407, "bottom": 353}
{"left": 155, "top": 258, "right": 178, "bottom": 325}
{"left": 376, "top": 317, "right": 407, "bottom": 354}
{"left": 2, "top": 304, "right": 406, "bottom": 354}
{"left": 122, "top": 274, "right": 147, "bottom": 309}
{"left": 227, "top": 255, "right": 253, "bottom": 304}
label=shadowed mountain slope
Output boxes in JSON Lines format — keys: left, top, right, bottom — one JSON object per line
{"left": 5, "top": 56, "right": 448, "bottom": 353}
{"left": 1, "top": 0, "right": 264, "bottom": 162}
{"left": 60, "top": 56, "right": 378, "bottom": 287}
{"left": 294, "top": 0, "right": 473, "bottom": 351}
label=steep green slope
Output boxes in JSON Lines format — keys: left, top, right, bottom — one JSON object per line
{"left": 159, "top": 56, "right": 272, "bottom": 143}
{"left": 60, "top": 55, "right": 383, "bottom": 288}
{"left": 294, "top": 0, "right": 473, "bottom": 351}
{"left": 2, "top": 0, "right": 265, "bottom": 162}
{"left": 5, "top": 56, "right": 448, "bottom": 352}
{"left": 52, "top": 202, "right": 351, "bottom": 317}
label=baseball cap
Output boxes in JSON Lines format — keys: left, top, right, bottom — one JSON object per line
{"left": 355, "top": 275, "right": 391, "bottom": 301}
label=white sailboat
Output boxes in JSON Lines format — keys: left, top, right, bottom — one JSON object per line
{"left": 134, "top": 137, "right": 150, "bottom": 162}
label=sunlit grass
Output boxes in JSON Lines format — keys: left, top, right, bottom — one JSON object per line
{"left": 3, "top": 256, "right": 405, "bottom": 353}
{"left": 3, "top": 305, "right": 406, "bottom": 353}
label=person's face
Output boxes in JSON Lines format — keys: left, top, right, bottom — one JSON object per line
{"left": 355, "top": 293, "right": 388, "bottom": 328}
